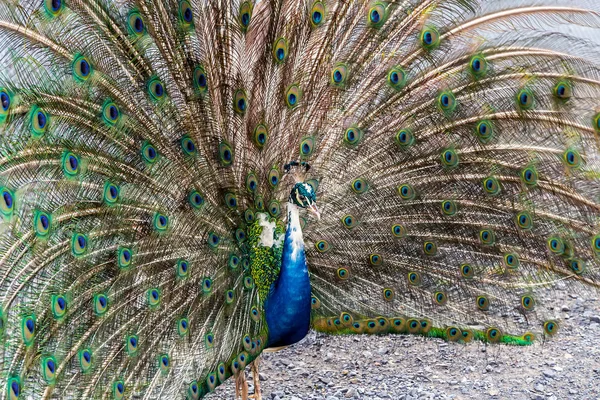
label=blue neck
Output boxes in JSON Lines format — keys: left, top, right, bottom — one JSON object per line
{"left": 264, "top": 202, "right": 312, "bottom": 347}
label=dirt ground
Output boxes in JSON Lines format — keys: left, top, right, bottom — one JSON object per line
{"left": 206, "top": 294, "right": 600, "bottom": 400}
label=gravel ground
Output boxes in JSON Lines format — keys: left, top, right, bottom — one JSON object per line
{"left": 206, "top": 294, "right": 600, "bottom": 400}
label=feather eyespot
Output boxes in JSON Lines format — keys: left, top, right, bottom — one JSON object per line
{"left": 543, "top": 320, "right": 558, "bottom": 335}
{"left": 503, "top": 253, "right": 520, "bottom": 269}
{"left": 268, "top": 200, "right": 281, "bottom": 217}
{"left": 102, "top": 100, "right": 120, "bottom": 125}
{"left": 141, "top": 141, "right": 158, "bottom": 163}
{"left": 0, "top": 187, "right": 14, "bottom": 217}
{"left": 310, "top": 1, "right": 325, "bottom": 27}
{"left": 118, "top": 246, "right": 132, "bottom": 269}
{"left": 441, "top": 200, "right": 457, "bottom": 216}
{"left": 516, "top": 88, "right": 534, "bottom": 110}
{"left": 188, "top": 381, "right": 200, "bottom": 399}
{"left": 273, "top": 38, "right": 288, "bottom": 63}
{"left": 253, "top": 123, "right": 268, "bottom": 148}
{"left": 72, "top": 54, "right": 92, "bottom": 81}
{"left": 286, "top": 84, "right": 302, "bottom": 109}
{"left": 246, "top": 172, "right": 258, "bottom": 192}
{"left": 244, "top": 209, "right": 255, "bottom": 223}
{"left": 440, "top": 148, "right": 459, "bottom": 168}
{"left": 398, "top": 184, "right": 415, "bottom": 200}
{"left": 569, "top": 258, "right": 585, "bottom": 275}
{"left": 112, "top": 380, "right": 125, "bottom": 399}
{"left": 21, "top": 315, "right": 36, "bottom": 345}
{"left": 179, "top": 0, "right": 194, "bottom": 27}
{"left": 368, "top": 2, "right": 387, "bottom": 27}
{"left": 469, "top": 54, "right": 487, "bottom": 77}
{"left": 178, "top": 317, "right": 190, "bottom": 336}
{"left": 268, "top": 167, "right": 280, "bottom": 187}
{"left": 563, "top": 149, "right": 581, "bottom": 168}
{"left": 202, "top": 277, "right": 213, "bottom": 294}
{"left": 387, "top": 67, "right": 407, "bottom": 89}
{"left": 126, "top": 334, "right": 139, "bottom": 356}
{"left": 147, "top": 288, "right": 161, "bottom": 308}
{"left": 521, "top": 295, "right": 535, "bottom": 311}
{"left": 446, "top": 326, "right": 462, "bottom": 341}
{"left": 193, "top": 66, "right": 208, "bottom": 93}
{"left": 31, "top": 106, "right": 49, "bottom": 137}
{"left": 62, "top": 151, "right": 80, "bottom": 176}
{"left": 391, "top": 224, "right": 406, "bottom": 238}
{"left": 437, "top": 91, "right": 457, "bottom": 114}
{"left": 79, "top": 349, "right": 92, "bottom": 372}
{"left": 433, "top": 291, "right": 447, "bottom": 305}
{"left": 331, "top": 63, "right": 349, "bottom": 86}
{"left": 395, "top": 128, "right": 414, "bottom": 147}
{"left": 460, "top": 263, "right": 474, "bottom": 279}
{"left": 44, "top": 0, "right": 63, "bottom": 15}
{"left": 127, "top": 11, "right": 145, "bottom": 36}
{"left": 343, "top": 125, "right": 363, "bottom": 147}
{"left": 382, "top": 288, "right": 394, "bottom": 301}
{"left": 521, "top": 166, "right": 538, "bottom": 186}
{"left": 369, "top": 254, "right": 382, "bottom": 266}
{"left": 103, "top": 182, "right": 119, "bottom": 204}
{"left": 233, "top": 89, "right": 248, "bottom": 114}
{"left": 0, "top": 89, "right": 11, "bottom": 122}
{"left": 474, "top": 120, "right": 494, "bottom": 143}
{"left": 51, "top": 295, "right": 67, "bottom": 319}
{"left": 189, "top": 190, "right": 204, "bottom": 209}
{"left": 41, "top": 356, "right": 57, "bottom": 384}
{"left": 34, "top": 211, "right": 51, "bottom": 237}
{"left": 176, "top": 259, "right": 190, "bottom": 279}
{"left": 547, "top": 236, "right": 565, "bottom": 255}
{"left": 420, "top": 26, "right": 440, "bottom": 49}
{"left": 158, "top": 354, "right": 170, "bottom": 374}
{"left": 300, "top": 136, "right": 315, "bottom": 157}
{"left": 423, "top": 241, "right": 437, "bottom": 256}
{"left": 239, "top": 1, "right": 253, "bottom": 31}
{"left": 341, "top": 214, "right": 358, "bottom": 229}
{"left": 486, "top": 327, "right": 502, "bottom": 343}
{"left": 218, "top": 141, "right": 234, "bottom": 166}
{"left": 181, "top": 136, "right": 197, "bottom": 156}
{"left": 224, "top": 192, "right": 238, "bottom": 209}
{"left": 93, "top": 294, "right": 109, "bottom": 316}
{"left": 71, "top": 233, "right": 88, "bottom": 256}
{"left": 554, "top": 80, "right": 572, "bottom": 101}
{"left": 311, "top": 296, "right": 321, "bottom": 309}
{"left": 408, "top": 271, "right": 421, "bottom": 286}
{"left": 515, "top": 211, "right": 533, "bottom": 230}
{"left": 147, "top": 77, "right": 166, "bottom": 101}
{"left": 351, "top": 178, "right": 368, "bottom": 194}
{"left": 153, "top": 212, "right": 169, "bottom": 232}
{"left": 315, "top": 240, "right": 330, "bottom": 253}
{"left": 476, "top": 295, "right": 489, "bottom": 311}
{"left": 479, "top": 229, "right": 495, "bottom": 245}
{"left": 482, "top": 176, "right": 500, "bottom": 195}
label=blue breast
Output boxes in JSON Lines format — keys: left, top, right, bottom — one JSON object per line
{"left": 264, "top": 220, "right": 312, "bottom": 347}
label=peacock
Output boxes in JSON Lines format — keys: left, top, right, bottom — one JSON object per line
{"left": 1, "top": 0, "right": 600, "bottom": 398}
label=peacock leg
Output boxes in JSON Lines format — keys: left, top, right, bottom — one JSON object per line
{"left": 235, "top": 370, "right": 249, "bottom": 400}
{"left": 248, "top": 357, "right": 262, "bottom": 400}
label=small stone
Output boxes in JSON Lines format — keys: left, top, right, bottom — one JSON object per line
{"left": 543, "top": 370, "right": 556, "bottom": 379}
{"left": 345, "top": 388, "right": 358, "bottom": 398}
{"left": 590, "top": 315, "right": 600, "bottom": 324}
{"left": 561, "top": 305, "right": 570, "bottom": 312}
{"left": 535, "top": 384, "right": 545, "bottom": 392}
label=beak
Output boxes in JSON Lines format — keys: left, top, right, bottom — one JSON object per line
{"left": 307, "top": 203, "right": 320, "bottom": 221}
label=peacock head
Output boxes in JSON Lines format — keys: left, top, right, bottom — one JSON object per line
{"left": 289, "top": 182, "right": 320, "bottom": 220}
